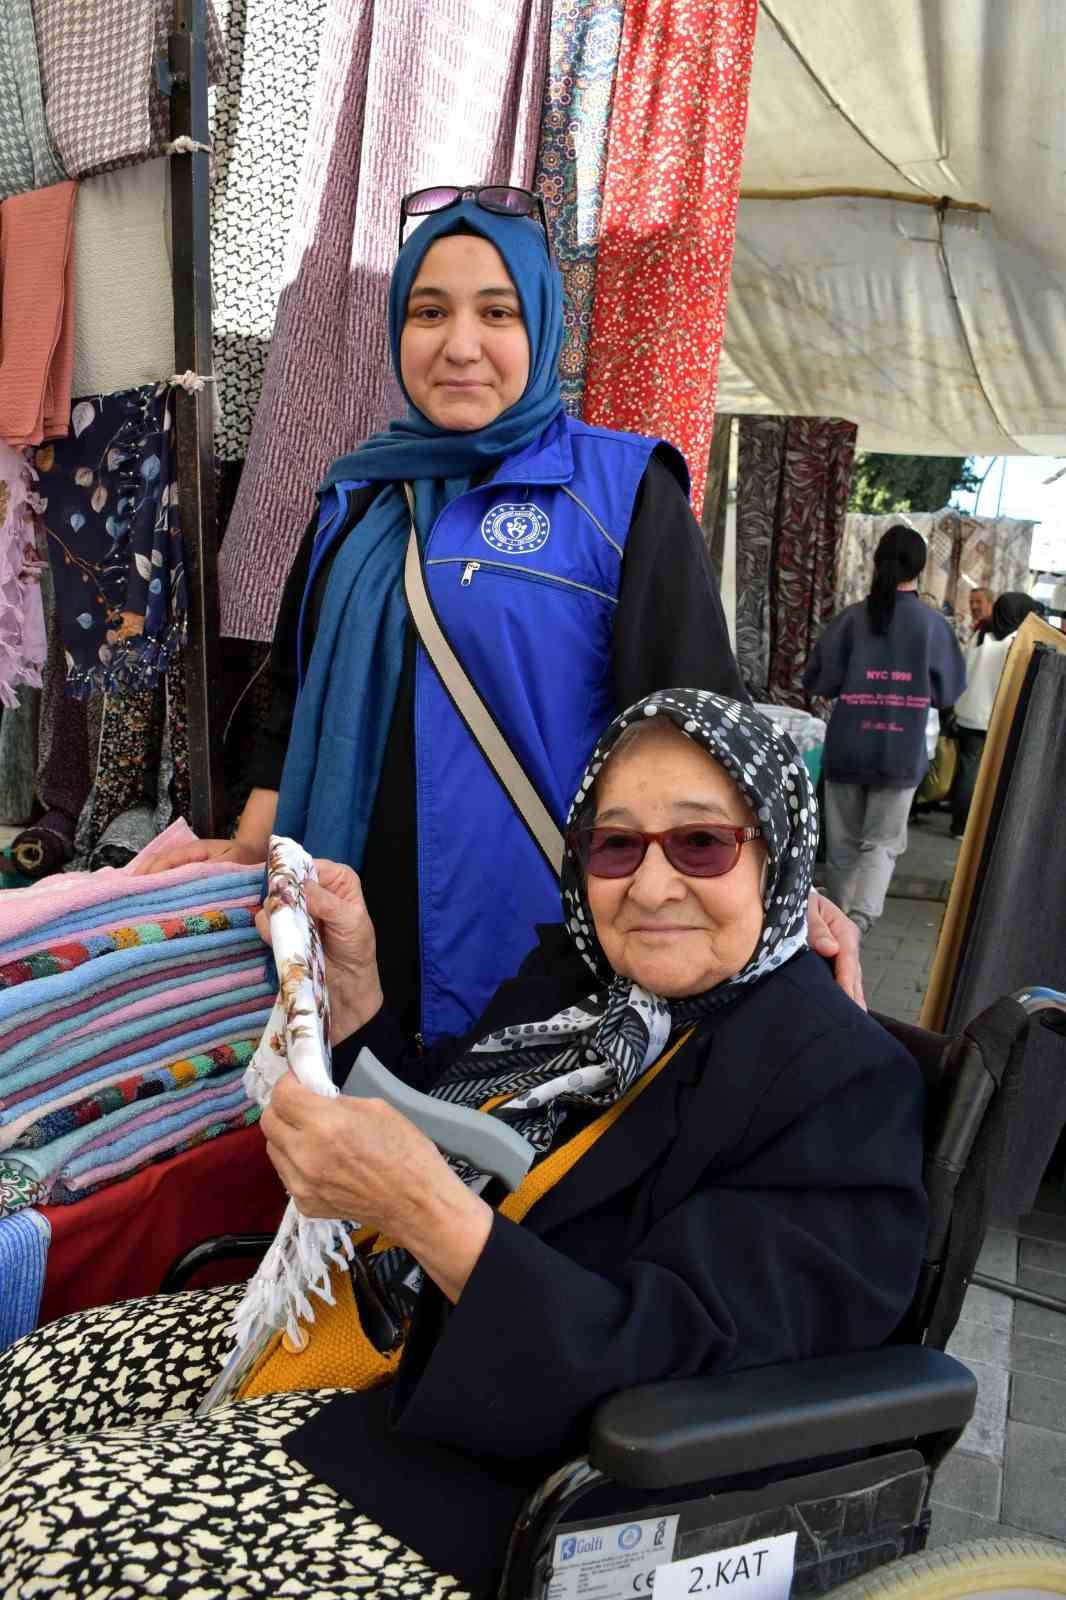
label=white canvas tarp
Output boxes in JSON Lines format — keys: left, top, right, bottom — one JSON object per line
{"left": 718, "top": 1, "right": 1066, "bottom": 456}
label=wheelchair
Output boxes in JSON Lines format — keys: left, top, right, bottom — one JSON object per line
{"left": 166, "top": 986, "right": 1066, "bottom": 1600}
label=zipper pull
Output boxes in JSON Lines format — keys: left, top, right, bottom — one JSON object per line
{"left": 461, "top": 561, "right": 481, "bottom": 586}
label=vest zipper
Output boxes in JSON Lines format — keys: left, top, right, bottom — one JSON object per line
{"left": 429, "top": 556, "right": 616, "bottom": 605}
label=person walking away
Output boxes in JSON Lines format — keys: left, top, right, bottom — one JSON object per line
{"left": 804, "top": 526, "right": 965, "bottom": 937}
{"left": 951, "top": 591, "right": 1044, "bottom": 838}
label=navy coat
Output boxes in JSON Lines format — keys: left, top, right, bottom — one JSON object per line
{"left": 285, "top": 949, "right": 927, "bottom": 1595}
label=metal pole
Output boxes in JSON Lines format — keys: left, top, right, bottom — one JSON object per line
{"left": 169, "top": 0, "right": 223, "bottom": 835}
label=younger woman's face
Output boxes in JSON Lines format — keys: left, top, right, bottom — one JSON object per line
{"left": 400, "top": 235, "right": 531, "bottom": 431}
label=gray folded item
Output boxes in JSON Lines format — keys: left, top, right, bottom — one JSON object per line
{"left": 341, "top": 1048, "right": 535, "bottom": 1193}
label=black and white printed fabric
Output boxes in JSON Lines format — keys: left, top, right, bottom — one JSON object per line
{"left": 373, "top": 689, "right": 818, "bottom": 1310}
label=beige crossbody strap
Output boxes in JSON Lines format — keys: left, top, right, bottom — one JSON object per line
{"left": 401, "top": 484, "right": 565, "bottom": 879}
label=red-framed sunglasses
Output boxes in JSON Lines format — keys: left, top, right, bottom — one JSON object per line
{"left": 398, "top": 184, "right": 554, "bottom": 261}
{"left": 571, "top": 824, "right": 764, "bottom": 880}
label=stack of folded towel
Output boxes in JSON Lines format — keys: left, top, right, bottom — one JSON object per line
{"left": 0, "top": 822, "right": 273, "bottom": 1344}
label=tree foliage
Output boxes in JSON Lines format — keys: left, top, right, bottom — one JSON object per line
{"left": 848, "top": 453, "right": 979, "bottom": 514}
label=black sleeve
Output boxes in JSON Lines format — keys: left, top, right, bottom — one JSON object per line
{"left": 389, "top": 1021, "right": 927, "bottom": 1463}
{"left": 612, "top": 451, "right": 748, "bottom": 709}
{"left": 245, "top": 510, "right": 319, "bottom": 792}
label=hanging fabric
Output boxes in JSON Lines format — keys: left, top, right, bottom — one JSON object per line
{"left": 734, "top": 416, "right": 785, "bottom": 699}
{"left": 74, "top": 684, "right": 164, "bottom": 863}
{"left": 534, "top": 0, "right": 625, "bottom": 414}
{"left": 71, "top": 159, "right": 175, "bottom": 399}
{"left": 217, "top": 0, "right": 552, "bottom": 643}
{"left": 0, "top": 442, "right": 47, "bottom": 709}
{"left": 580, "top": 0, "right": 757, "bottom": 511}
{"left": 0, "top": 179, "right": 76, "bottom": 449}
{"left": 210, "top": 0, "right": 329, "bottom": 462}
{"left": 10, "top": 619, "right": 93, "bottom": 879}
{"left": 767, "top": 417, "right": 857, "bottom": 709}
{"left": 30, "top": 0, "right": 224, "bottom": 181}
{"left": 35, "top": 383, "right": 185, "bottom": 699}
{"left": 733, "top": 416, "right": 857, "bottom": 706}
{"left": 0, "top": 1, "right": 64, "bottom": 199}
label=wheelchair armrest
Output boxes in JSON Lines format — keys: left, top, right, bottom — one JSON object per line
{"left": 588, "top": 1345, "right": 977, "bottom": 1490}
{"left": 161, "top": 1233, "right": 275, "bottom": 1293}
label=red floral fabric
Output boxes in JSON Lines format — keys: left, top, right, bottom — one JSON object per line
{"left": 580, "top": 0, "right": 757, "bottom": 511}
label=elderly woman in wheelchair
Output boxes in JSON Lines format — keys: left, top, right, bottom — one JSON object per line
{"left": 0, "top": 691, "right": 929, "bottom": 1599}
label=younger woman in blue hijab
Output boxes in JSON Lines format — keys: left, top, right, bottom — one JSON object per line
{"left": 157, "top": 189, "right": 852, "bottom": 1039}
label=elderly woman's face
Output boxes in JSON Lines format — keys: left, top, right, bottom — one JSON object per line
{"left": 400, "top": 235, "right": 531, "bottom": 431}
{"left": 586, "top": 724, "right": 768, "bottom": 999}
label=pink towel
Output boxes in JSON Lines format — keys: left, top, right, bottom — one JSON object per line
{"left": 0, "top": 180, "right": 77, "bottom": 447}
{"left": 0, "top": 820, "right": 263, "bottom": 945}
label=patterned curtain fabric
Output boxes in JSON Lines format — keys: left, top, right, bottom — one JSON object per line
{"left": 210, "top": 0, "right": 328, "bottom": 462}
{"left": 217, "top": 0, "right": 551, "bottom": 643}
{"left": 767, "top": 417, "right": 857, "bottom": 710}
{"left": 734, "top": 416, "right": 785, "bottom": 699}
{"left": 733, "top": 416, "right": 857, "bottom": 709}
{"left": 534, "top": 0, "right": 624, "bottom": 415}
{"left": 580, "top": 0, "right": 757, "bottom": 512}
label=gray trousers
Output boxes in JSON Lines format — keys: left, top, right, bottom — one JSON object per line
{"left": 823, "top": 781, "right": 917, "bottom": 923}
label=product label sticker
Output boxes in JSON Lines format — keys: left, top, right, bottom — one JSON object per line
{"left": 548, "top": 1514, "right": 680, "bottom": 1600}
{"left": 653, "top": 1531, "right": 797, "bottom": 1600}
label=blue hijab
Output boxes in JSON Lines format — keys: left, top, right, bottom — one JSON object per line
{"left": 275, "top": 202, "right": 566, "bottom": 872}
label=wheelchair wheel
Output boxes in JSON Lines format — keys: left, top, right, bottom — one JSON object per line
{"left": 828, "top": 1538, "right": 1066, "bottom": 1600}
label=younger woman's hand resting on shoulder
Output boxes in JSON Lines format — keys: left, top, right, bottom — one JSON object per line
{"left": 256, "top": 858, "right": 385, "bottom": 1042}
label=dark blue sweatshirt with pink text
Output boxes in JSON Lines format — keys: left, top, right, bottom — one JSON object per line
{"left": 804, "top": 593, "right": 965, "bottom": 787}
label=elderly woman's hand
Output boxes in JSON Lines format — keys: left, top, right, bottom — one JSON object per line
{"left": 262, "top": 1072, "right": 493, "bottom": 1303}
{"left": 256, "top": 859, "right": 385, "bottom": 1042}
{"left": 807, "top": 891, "right": 866, "bottom": 1009}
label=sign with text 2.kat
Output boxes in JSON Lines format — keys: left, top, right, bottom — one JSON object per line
{"left": 653, "top": 1532, "right": 797, "bottom": 1600}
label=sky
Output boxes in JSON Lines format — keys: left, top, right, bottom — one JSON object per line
{"left": 952, "top": 456, "right": 1066, "bottom": 573}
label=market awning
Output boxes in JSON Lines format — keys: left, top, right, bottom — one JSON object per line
{"left": 717, "top": 0, "right": 1066, "bottom": 456}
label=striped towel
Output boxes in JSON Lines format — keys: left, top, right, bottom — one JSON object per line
{"left": 0, "top": 1209, "right": 50, "bottom": 1350}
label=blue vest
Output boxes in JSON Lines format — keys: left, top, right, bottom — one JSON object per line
{"left": 300, "top": 414, "right": 669, "bottom": 1041}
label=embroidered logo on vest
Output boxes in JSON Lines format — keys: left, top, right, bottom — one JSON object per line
{"left": 480, "top": 503, "right": 551, "bottom": 556}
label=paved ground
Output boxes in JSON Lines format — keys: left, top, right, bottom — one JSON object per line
{"left": 834, "top": 809, "right": 1066, "bottom": 1548}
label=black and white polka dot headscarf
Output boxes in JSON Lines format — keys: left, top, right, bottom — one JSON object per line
{"left": 429, "top": 689, "right": 818, "bottom": 1153}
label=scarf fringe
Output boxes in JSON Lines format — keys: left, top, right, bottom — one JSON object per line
{"left": 64, "top": 619, "right": 186, "bottom": 699}
{"left": 227, "top": 1203, "right": 356, "bottom": 1351}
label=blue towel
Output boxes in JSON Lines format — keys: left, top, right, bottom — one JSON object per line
{"left": 0, "top": 1210, "right": 50, "bottom": 1351}
{"left": 0, "top": 869, "right": 262, "bottom": 957}
{"left": 0, "top": 999, "right": 273, "bottom": 1114}
{"left": 0, "top": 967, "right": 271, "bottom": 1094}
{"left": 0, "top": 930, "right": 263, "bottom": 1041}
{"left": 0, "top": 926, "right": 260, "bottom": 1027}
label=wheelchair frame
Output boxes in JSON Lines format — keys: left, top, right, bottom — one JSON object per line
{"left": 163, "top": 988, "right": 1066, "bottom": 1600}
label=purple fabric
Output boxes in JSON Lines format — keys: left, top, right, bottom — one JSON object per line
{"left": 217, "top": 0, "right": 551, "bottom": 642}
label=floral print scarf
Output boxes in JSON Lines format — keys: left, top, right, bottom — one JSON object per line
{"left": 36, "top": 383, "right": 185, "bottom": 698}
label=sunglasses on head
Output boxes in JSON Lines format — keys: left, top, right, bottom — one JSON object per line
{"left": 572, "top": 824, "right": 764, "bottom": 880}
{"left": 398, "top": 185, "right": 554, "bottom": 261}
